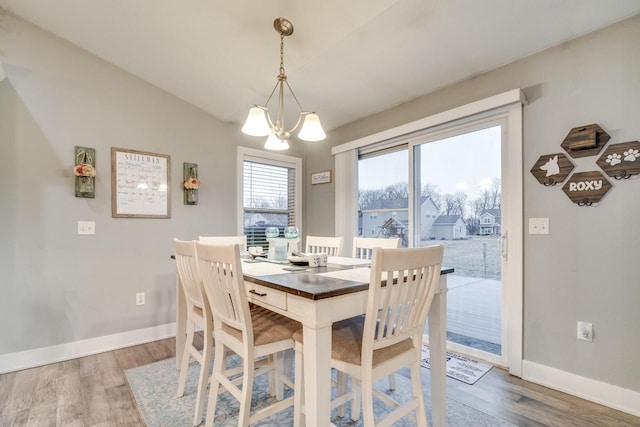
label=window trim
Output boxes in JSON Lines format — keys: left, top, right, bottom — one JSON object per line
{"left": 237, "top": 147, "right": 302, "bottom": 236}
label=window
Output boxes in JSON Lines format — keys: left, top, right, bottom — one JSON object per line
{"left": 358, "top": 148, "right": 409, "bottom": 245}
{"left": 483, "top": 217, "right": 492, "bottom": 224}
{"left": 237, "top": 147, "right": 301, "bottom": 248}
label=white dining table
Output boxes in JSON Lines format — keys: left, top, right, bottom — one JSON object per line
{"left": 175, "top": 256, "right": 452, "bottom": 427}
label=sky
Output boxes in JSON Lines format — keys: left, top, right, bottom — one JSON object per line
{"left": 358, "top": 125, "right": 501, "bottom": 200}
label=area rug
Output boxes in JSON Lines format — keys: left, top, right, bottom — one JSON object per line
{"left": 420, "top": 344, "right": 492, "bottom": 385}
{"left": 125, "top": 357, "right": 515, "bottom": 426}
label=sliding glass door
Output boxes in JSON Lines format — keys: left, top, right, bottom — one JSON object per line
{"left": 345, "top": 90, "right": 522, "bottom": 373}
{"left": 412, "top": 123, "right": 505, "bottom": 364}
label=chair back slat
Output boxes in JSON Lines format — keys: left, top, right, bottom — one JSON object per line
{"left": 197, "top": 243, "right": 252, "bottom": 340}
{"left": 305, "top": 236, "right": 344, "bottom": 256}
{"left": 352, "top": 237, "right": 401, "bottom": 259}
{"left": 364, "top": 245, "right": 444, "bottom": 356}
{"left": 173, "top": 239, "right": 205, "bottom": 310}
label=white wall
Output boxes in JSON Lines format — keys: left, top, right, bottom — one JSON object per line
{"left": 314, "top": 14, "right": 640, "bottom": 398}
{"left": 0, "top": 18, "right": 304, "bottom": 361}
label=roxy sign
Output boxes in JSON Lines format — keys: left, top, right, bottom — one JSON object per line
{"left": 561, "top": 171, "right": 611, "bottom": 206}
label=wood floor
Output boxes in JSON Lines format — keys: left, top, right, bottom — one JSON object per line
{"left": 1, "top": 335, "right": 638, "bottom": 427}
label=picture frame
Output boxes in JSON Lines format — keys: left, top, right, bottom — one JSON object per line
{"left": 111, "top": 147, "right": 171, "bottom": 218}
{"left": 311, "top": 170, "right": 332, "bottom": 185}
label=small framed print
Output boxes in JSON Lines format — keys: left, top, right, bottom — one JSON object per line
{"left": 311, "top": 170, "right": 332, "bottom": 185}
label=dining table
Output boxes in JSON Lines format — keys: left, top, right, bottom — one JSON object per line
{"left": 174, "top": 255, "right": 453, "bottom": 427}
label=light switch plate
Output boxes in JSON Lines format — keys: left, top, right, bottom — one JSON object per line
{"left": 78, "top": 221, "right": 95, "bottom": 235}
{"left": 528, "top": 218, "right": 549, "bottom": 234}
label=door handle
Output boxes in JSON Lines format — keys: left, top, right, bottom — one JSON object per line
{"left": 499, "top": 232, "right": 508, "bottom": 261}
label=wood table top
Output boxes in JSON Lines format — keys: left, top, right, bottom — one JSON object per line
{"left": 243, "top": 260, "right": 454, "bottom": 301}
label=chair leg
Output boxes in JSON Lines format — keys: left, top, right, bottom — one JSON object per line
{"left": 268, "top": 354, "right": 276, "bottom": 397}
{"left": 193, "top": 323, "right": 214, "bottom": 425}
{"left": 411, "top": 361, "right": 428, "bottom": 427}
{"left": 204, "top": 342, "right": 226, "bottom": 427}
{"left": 176, "top": 321, "right": 195, "bottom": 397}
{"left": 275, "top": 351, "right": 285, "bottom": 401}
{"left": 360, "top": 375, "right": 374, "bottom": 426}
{"left": 388, "top": 373, "right": 396, "bottom": 390}
{"left": 351, "top": 377, "right": 362, "bottom": 422}
{"left": 293, "top": 341, "right": 305, "bottom": 427}
{"left": 336, "top": 372, "right": 347, "bottom": 418}
{"left": 238, "top": 355, "right": 255, "bottom": 427}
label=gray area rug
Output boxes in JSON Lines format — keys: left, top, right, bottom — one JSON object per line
{"left": 125, "top": 357, "right": 515, "bottom": 426}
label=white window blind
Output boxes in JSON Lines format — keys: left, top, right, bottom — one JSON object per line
{"left": 238, "top": 147, "right": 301, "bottom": 248}
{"left": 243, "top": 160, "right": 296, "bottom": 226}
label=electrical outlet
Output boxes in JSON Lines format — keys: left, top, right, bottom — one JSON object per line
{"left": 528, "top": 218, "right": 549, "bottom": 234}
{"left": 77, "top": 221, "right": 95, "bottom": 235}
{"left": 577, "top": 321, "right": 593, "bottom": 342}
{"left": 136, "top": 292, "right": 145, "bottom": 306}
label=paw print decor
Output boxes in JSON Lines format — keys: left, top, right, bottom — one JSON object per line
{"left": 596, "top": 141, "right": 640, "bottom": 180}
{"left": 560, "top": 124, "right": 610, "bottom": 158}
{"left": 530, "top": 153, "right": 574, "bottom": 186}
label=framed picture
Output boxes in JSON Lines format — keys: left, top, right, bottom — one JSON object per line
{"left": 111, "top": 147, "right": 171, "bottom": 218}
{"left": 311, "top": 170, "right": 332, "bottom": 185}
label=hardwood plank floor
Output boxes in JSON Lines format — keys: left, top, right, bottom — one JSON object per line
{"left": 1, "top": 335, "right": 638, "bottom": 426}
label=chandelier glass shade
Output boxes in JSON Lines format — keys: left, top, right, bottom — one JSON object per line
{"left": 242, "top": 17, "right": 326, "bottom": 150}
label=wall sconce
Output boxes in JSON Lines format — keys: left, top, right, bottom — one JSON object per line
{"left": 183, "top": 162, "right": 199, "bottom": 205}
{"left": 74, "top": 146, "right": 96, "bottom": 198}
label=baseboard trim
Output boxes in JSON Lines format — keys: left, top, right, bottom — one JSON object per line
{"left": 522, "top": 360, "right": 640, "bottom": 417}
{"left": 0, "top": 323, "right": 176, "bottom": 374}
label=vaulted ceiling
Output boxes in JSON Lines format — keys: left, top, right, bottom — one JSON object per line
{"left": 2, "top": 0, "right": 639, "bottom": 133}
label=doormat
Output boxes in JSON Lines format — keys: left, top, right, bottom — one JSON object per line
{"left": 421, "top": 344, "right": 492, "bottom": 385}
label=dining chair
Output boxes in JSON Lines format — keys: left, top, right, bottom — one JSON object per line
{"left": 197, "top": 242, "right": 301, "bottom": 427}
{"left": 172, "top": 238, "right": 214, "bottom": 426}
{"left": 352, "top": 237, "right": 402, "bottom": 391}
{"left": 352, "top": 236, "right": 401, "bottom": 259}
{"left": 198, "top": 235, "right": 247, "bottom": 251}
{"left": 294, "top": 244, "right": 444, "bottom": 426}
{"left": 305, "top": 235, "right": 344, "bottom": 256}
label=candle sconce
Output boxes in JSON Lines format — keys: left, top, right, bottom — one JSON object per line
{"left": 74, "top": 146, "right": 96, "bottom": 198}
{"left": 183, "top": 162, "right": 199, "bottom": 205}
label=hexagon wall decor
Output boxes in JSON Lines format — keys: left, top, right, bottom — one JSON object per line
{"left": 596, "top": 140, "right": 640, "bottom": 180}
{"left": 561, "top": 171, "right": 612, "bottom": 206}
{"left": 561, "top": 124, "right": 610, "bottom": 158}
{"left": 530, "top": 152, "right": 574, "bottom": 186}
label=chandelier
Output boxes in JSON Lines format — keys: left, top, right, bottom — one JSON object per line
{"left": 241, "top": 17, "right": 326, "bottom": 151}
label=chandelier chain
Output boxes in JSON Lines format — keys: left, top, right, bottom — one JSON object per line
{"left": 279, "top": 33, "right": 286, "bottom": 79}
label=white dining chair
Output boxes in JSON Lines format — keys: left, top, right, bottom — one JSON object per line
{"left": 197, "top": 242, "right": 301, "bottom": 427}
{"left": 172, "top": 238, "right": 214, "bottom": 426}
{"left": 305, "top": 235, "right": 344, "bottom": 256}
{"left": 352, "top": 236, "right": 401, "bottom": 259}
{"left": 293, "top": 244, "right": 444, "bottom": 426}
{"left": 352, "top": 237, "right": 403, "bottom": 391}
{"left": 198, "top": 235, "right": 247, "bottom": 251}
